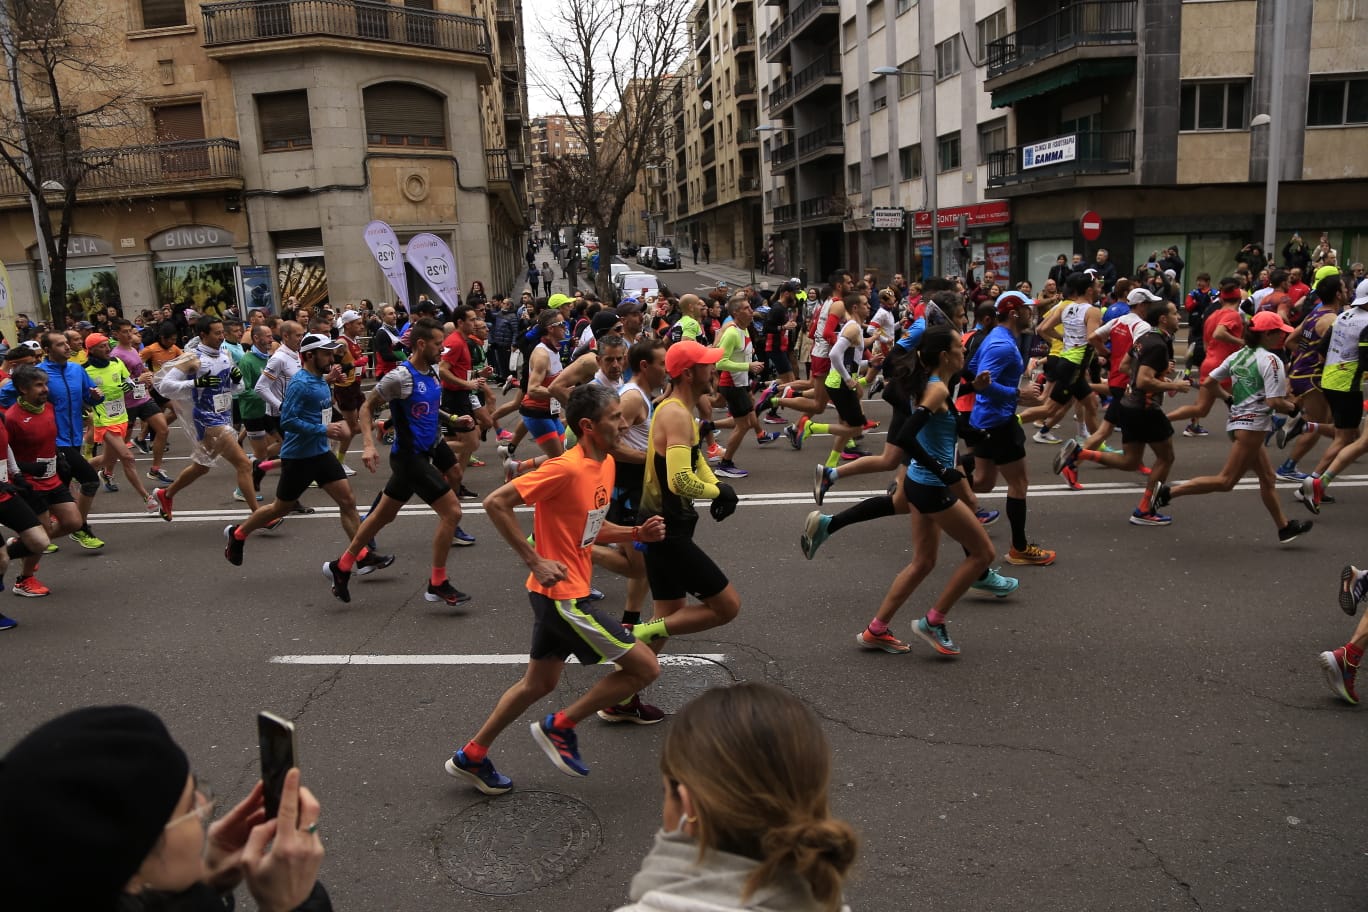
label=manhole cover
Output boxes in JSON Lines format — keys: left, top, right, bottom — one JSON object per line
{"left": 644, "top": 656, "right": 735, "bottom": 713}
{"left": 439, "top": 791, "right": 602, "bottom": 895}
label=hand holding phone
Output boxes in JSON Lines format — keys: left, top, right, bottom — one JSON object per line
{"left": 258, "top": 711, "right": 297, "bottom": 820}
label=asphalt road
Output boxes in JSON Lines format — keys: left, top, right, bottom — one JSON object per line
{"left": 4, "top": 372, "right": 1367, "bottom": 910}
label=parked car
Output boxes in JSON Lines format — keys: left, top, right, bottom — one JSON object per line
{"left": 610, "top": 263, "right": 634, "bottom": 284}
{"left": 636, "top": 245, "right": 655, "bottom": 266}
{"left": 614, "top": 271, "right": 660, "bottom": 302}
{"left": 654, "top": 246, "right": 677, "bottom": 269}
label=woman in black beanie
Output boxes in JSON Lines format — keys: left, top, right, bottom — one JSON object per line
{"left": 0, "top": 705, "right": 330, "bottom": 911}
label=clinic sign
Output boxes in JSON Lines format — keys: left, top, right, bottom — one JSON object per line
{"left": 1022, "top": 135, "right": 1076, "bottom": 170}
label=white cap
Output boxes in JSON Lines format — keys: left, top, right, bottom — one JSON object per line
{"left": 21, "top": 340, "right": 41, "bottom": 352}
{"left": 1354, "top": 278, "right": 1368, "bottom": 307}
{"left": 300, "top": 332, "right": 342, "bottom": 353}
{"left": 1127, "top": 288, "right": 1163, "bottom": 306}
{"left": 1163, "top": 268, "right": 1177, "bottom": 279}
{"left": 337, "top": 309, "right": 363, "bottom": 326}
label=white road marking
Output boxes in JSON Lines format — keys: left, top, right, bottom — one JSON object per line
{"left": 271, "top": 653, "right": 726, "bottom": 666}
{"left": 82, "top": 475, "right": 1368, "bottom": 524}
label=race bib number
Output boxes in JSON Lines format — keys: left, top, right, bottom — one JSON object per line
{"left": 0, "top": 460, "right": 10, "bottom": 484}
{"left": 550, "top": 396, "right": 561, "bottom": 415}
{"left": 132, "top": 383, "right": 147, "bottom": 400}
{"left": 212, "top": 392, "right": 232, "bottom": 413}
{"left": 37, "top": 456, "right": 56, "bottom": 479}
{"left": 322, "top": 408, "right": 333, "bottom": 428}
{"left": 104, "top": 397, "right": 126, "bottom": 420}
{"left": 469, "top": 392, "right": 482, "bottom": 411}
{"left": 580, "top": 504, "right": 608, "bottom": 548}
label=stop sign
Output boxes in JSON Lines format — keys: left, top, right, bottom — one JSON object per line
{"left": 1080, "top": 210, "right": 1102, "bottom": 241}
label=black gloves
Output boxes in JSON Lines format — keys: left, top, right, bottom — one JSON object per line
{"left": 229, "top": 365, "right": 243, "bottom": 383}
{"left": 193, "top": 374, "right": 221, "bottom": 388}
{"left": 710, "top": 483, "right": 738, "bottom": 521}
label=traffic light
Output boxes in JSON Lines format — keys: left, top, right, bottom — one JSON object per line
{"left": 955, "top": 235, "right": 971, "bottom": 266}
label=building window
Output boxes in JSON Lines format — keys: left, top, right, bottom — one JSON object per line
{"left": 977, "top": 117, "right": 1007, "bottom": 164}
{"left": 140, "top": 0, "right": 187, "bottom": 29}
{"left": 1306, "top": 77, "right": 1368, "bottom": 127}
{"left": 868, "top": 0, "right": 885, "bottom": 35}
{"left": 363, "top": 83, "right": 447, "bottom": 147}
{"left": 898, "top": 57, "right": 921, "bottom": 98}
{"left": 847, "top": 162, "right": 862, "bottom": 193}
{"left": 872, "top": 153, "right": 889, "bottom": 187}
{"left": 935, "top": 38, "right": 960, "bottom": 81}
{"left": 845, "top": 90, "right": 860, "bottom": 123}
{"left": 976, "top": 10, "right": 1006, "bottom": 62}
{"left": 842, "top": 17, "right": 856, "bottom": 50}
{"left": 899, "top": 143, "right": 922, "bottom": 180}
{"left": 257, "top": 91, "right": 311, "bottom": 151}
{"left": 871, "top": 76, "right": 887, "bottom": 112}
{"left": 937, "top": 131, "right": 960, "bottom": 172}
{"left": 1178, "top": 80, "right": 1249, "bottom": 132}
{"left": 896, "top": 0, "right": 913, "bottom": 16}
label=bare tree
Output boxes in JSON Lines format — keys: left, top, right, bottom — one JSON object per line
{"left": 532, "top": 0, "right": 688, "bottom": 299}
{"left": 0, "top": 0, "right": 143, "bottom": 328}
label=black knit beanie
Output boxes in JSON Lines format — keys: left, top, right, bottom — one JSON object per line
{"left": 0, "top": 705, "right": 191, "bottom": 910}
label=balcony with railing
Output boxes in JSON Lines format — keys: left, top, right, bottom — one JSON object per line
{"left": 696, "top": 57, "right": 712, "bottom": 89}
{"left": 796, "top": 121, "right": 842, "bottom": 162}
{"left": 800, "top": 195, "right": 844, "bottom": 222}
{"left": 735, "top": 75, "right": 757, "bottom": 99}
{"left": 702, "top": 185, "right": 718, "bottom": 205}
{"left": 0, "top": 139, "right": 243, "bottom": 203}
{"left": 767, "top": 48, "right": 840, "bottom": 117}
{"left": 773, "top": 202, "right": 796, "bottom": 226}
{"left": 699, "top": 103, "right": 714, "bottom": 128}
{"left": 762, "top": 0, "right": 839, "bottom": 60}
{"left": 986, "top": 129, "right": 1135, "bottom": 191}
{"left": 985, "top": 0, "right": 1136, "bottom": 82}
{"left": 738, "top": 175, "right": 761, "bottom": 193}
{"left": 737, "top": 126, "right": 760, "bottom": 147}
{"left": 677, "top": 198, "right": 689, "bottom": 216}
{"left": 702, "top": 144, "right": 716, "bottom": 167}
{"left": 770, "top": 140, "right": 795, "bottom": 173}
{"left": 202, "top": 0, "right": 492, "bottom": 69}
{"left": 494, "top": 0, "right": 515, "bottom": 22}
{"left": 732, "top": 23, "right": 753, "bottom": 49}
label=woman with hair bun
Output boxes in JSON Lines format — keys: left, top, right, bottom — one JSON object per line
{"left": 616, "top": 682, "right": 857, "bottom": 912}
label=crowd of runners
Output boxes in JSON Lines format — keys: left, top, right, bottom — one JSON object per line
{"left": 1, "top": 244, "right": 1365, "bottom": 794}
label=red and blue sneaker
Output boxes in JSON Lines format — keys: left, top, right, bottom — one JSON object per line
{"left": 531, "top": 714, "right": 589, "bottom": 776}
{"left": 445, "top": 750, "right": 513, "bottom": 795}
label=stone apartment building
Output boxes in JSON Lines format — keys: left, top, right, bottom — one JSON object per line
{"left": 675, "top": 0, "right": 763, "bottom": 272}
{"left": 0, "top": 0, "right": 529, "bottom": 323}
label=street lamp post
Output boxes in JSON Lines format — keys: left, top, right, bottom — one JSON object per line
{"left": 873, "top": 66, "right": 938, "bottom": 280}
{"left": 1252, "top": 0, "right": 1287, "bottom": 255}
{"left": 754, "top": 123, "right": 799, "bottom": 282}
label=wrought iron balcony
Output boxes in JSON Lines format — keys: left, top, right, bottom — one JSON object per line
{"left": 773, "top": 203, "right": 797, "bottom": 226}
{"left": 986, "top": 0, "right": 1136, "bottom": 80}
{"left": 762, "top": 0, "right": 839, "bottom": 60}
{"left": 702, "top": 145, "right": 716, "bottom": 167}
{"left": 767, "top": 48, "right": 840, "bottom": 117}
{"left": 202, "top": 0, "right": 491, "bottom": 60}
{"left": 0, "top": 139, "right": 242, "bottom": 202}
{"left": 732, "top": 24, "right": 753, "bottom": 49}
{"left": 738, "top": 175, "right": 761, "bottom": 192}
{"left": 702, "top": 185, "right": 718, "bottom": 205}
{"left": 796, "top": 121, "right": 843, "bottom": 162}
{"left": 800, "top": 195, "right": 844, "bottom": 221}
{"left": 986, "top": 129, "right": 1135, "bottom": 188}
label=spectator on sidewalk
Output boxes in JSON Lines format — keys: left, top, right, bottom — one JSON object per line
{"left": 702, "top": 242, "right": 711, "bottom": 265}
{"left": 692, "top": 239, "right": 700, "bottom": 265}
{"left": 0, "top": 705, "right": 330, "bottom": 911}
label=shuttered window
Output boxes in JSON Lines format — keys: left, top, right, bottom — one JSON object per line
{"left": 152, "top": 103, "right": 205, "bottom": 142}
{"left": 363, "top": 83, "right": 447, "bottom": 148}
{"left": 257, "top": 91, "right": 312, "bottom": 151}
{"left": 140, "top": 0, "right": 187, "bottom": 29}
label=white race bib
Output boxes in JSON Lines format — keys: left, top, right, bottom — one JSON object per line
{"left": 0, "top": 460, "right": 10, "bottom": 484}
{"left": 580, "top": 504, "right": 608, "bottom": 548}
{"left": 550, "top": 396, "right": 561, "bottom": 416}
{"left": 469, "top": 392, "right": 482, "bottom": 411}
{"left": 132, "top": 382, "right": 147, "bottom": 400}
{"left": 104, "top": 397, "right": 126, "bottom": 420}
{"left": 322, "top": 408, "right": 333, "bottom": 428}
{"left": 212, "top": 392, "right": 232, "bottom": 413}
{"left": 37, "top": 456, "right": 56, "bottom": 480}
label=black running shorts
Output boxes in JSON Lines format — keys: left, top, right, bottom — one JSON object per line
{"left": 276, "top": 451, "right": 348, "bottom": 502}
{"left": 643, "top": 535, "right": 729, "bottom": 602}
{"left": 528, "top": 591, "right": 635, "bottom": 665}
{"left": 383, "top": 449, "right": 451, "bottom": 505}
{"left": 971, "top": 418, "right": 1027, "bottom": 466}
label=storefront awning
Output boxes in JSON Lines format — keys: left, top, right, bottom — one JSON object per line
{"left": 991, "top": 59, "right": 1133, "bottom": 109}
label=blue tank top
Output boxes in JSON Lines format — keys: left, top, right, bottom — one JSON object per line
{"left": 392, "top": 360, "right": 441, "bottom": 455}
{"left": 906, "top": 378, "right": 958, "bottom": 488}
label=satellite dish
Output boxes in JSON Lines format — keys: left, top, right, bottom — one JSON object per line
{"left": 702, "top": 100, "right": 713, "bottom": 110}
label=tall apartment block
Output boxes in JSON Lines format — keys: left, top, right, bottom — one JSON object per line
{"left": 674, "top": 0, "right": 764, "bottom": 271}
{"left": 986, "top": 0, "right": 1368, "bottom": 288}
{"left": 0, "top": 0, "right": 530, "bottom": 320}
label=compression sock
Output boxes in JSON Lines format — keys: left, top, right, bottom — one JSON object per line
{"left": 338, "top": 547, "right": 368, "bottom": 573}
{"left": 1321, "top": 470, "right": 1338, "bottom": 490}
{"left": 808, "top": 421, "right": 829, "bottom": 436}
{"left": 258, "top": 459, "right": 278, "bottom": 473}
{"left": 552, "top": 710, "right": 576, "bottom": 730}
{"left": 868, "top": 618, "right": 889, "bottom": 636}
{"left": 431, "top": 567, "right": 448, "bottom": 586}
{"left": 1078, "top": 449, "right": 1101, "bottom": 462}
{"left": 926, "top": 608, "right": 948, "bottom": 626}
{"left": 1006, "top": 496, "right": 1028, "bottom": 552}
{"left": 462, "top": 740, "right": 488, "bottom": 763}
{"left": 825, "top": 450, "right": 841, "bottom": 468}
{"left": 1138, "top": 488, "right": 1154, "bottom": 513}
{"left": 633, "top": 617, "right": 670, "bottom": 643}
{"left": 827, "top": 495, "right": 895, "bottom": 534}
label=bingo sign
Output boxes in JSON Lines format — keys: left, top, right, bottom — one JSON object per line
{"left": 1021, "top": 135, "right": 1076, "bottom": 170}
{"left": 403, "top": 232, "right": 460, "bottom": 312}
